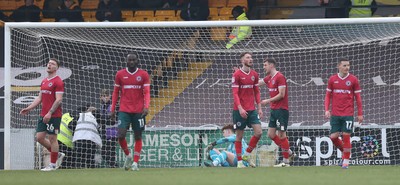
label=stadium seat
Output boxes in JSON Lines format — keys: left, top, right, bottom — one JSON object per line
{"left": 209, "top": 8, "right": 219, "bottom": 17}
{"left": 81, "top": 0, "right": 98, "bottom": 9}
{"left": 3, "top": 11, "right": 12, "bottom": 17}
{"left": 0, "top": 1, "right": 16, "bottom": 10}
{"left": 155, "top": 10, "right": 175, "bottom": 17}
{"left": 127, "top": 16, "right": 155, "bottom": 22}
{"left": 227, "top": 0, "right": 248, "bottom": 8}
{"left": 134, "top": 10, "right": 154, "bottom": 17}
{"left": 210, "top": 27, "right": 228, "bottom": 41}
{"left": 15, "top": 0, "right": 25, "bottom": 8}
{"left": 34, "top": 0, "right": 45, "bottom": 9}
{"left": 85, "top": 17, "right": 97, "bottom": 22}
{"left": 41, "top": 18, "right": 55, "bottom": 22}
{"left": 219, "top": 7, "right": 233, "bottom": 17}
{"left": 121, "top": 11, "right": 133, "bottom": 20}
{"left": 210, "top": 16, "right": 231, "bottom": 21}
{"left": 82, "top": 11, "right": 95, "bottom": 19}
{"left": 154, "top": 16, "right": 178, "bottom": 21}
{"left": 208, "top": 0, "right": 227, "bottom": 8}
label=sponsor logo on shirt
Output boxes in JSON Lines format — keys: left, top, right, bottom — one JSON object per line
{"left": 41, "top": 90, "right": 52, "bottom": 94}
{"left": 123, "top": 85, "right": 142, "bottom": 89}
{"left": 240, "top": 85, "right": 254, "bottom": 88}
{"left": 333, "top": 89, "right": 351, "bottom": 94}
{"left": 269, "top": 88, "right": 278, "bottom": 92}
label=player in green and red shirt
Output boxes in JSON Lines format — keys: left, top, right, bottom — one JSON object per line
{"left": 232, "top": 52, "right": 263, "bottom": 168}
{"left": 20, "top": 58, "right": 65, "bottom": 171}
{"left": 258, "top": 58, "right": 294, "bottom": 167}
{"left": 325, "top": 58, "right": 363, "bottom": 169}
{"left": 111, "top": 53, "right": 150, "bottom": 171}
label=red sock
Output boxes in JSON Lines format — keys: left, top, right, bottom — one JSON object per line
{"left": 280, "top": 137, "right": 290, "bottom": 159}
{"left": 331, "top": 137, "right": 344, "bottom": 152}
{"left": 118, "top": 138, "right": 130, "bottom": 156}
{"left": 235, "top": 141, "right": 242, "bottom": 161}
{"left": 272, "top": 135, "right": 282, "bottom": 146}
{"left": 133, "top": 139, "right": 142, "bottom": 163}
{"left": 342, "top": 134, "right": 351, "bottom": 160}
{"left": 50, "top": 152, "right": 58, "bottom": 164}
{"left": 246, "top": 135, "right": 261, "bottom": 153}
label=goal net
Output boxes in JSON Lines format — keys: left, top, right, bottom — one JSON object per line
{"left": 4, "top": 18, "right": 400, "bottom": 169}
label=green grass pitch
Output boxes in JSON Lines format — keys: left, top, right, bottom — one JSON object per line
{"left": 1, "top": 166, "right": 399, "bottom": 185}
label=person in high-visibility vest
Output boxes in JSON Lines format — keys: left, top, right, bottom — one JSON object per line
{"left": 73, "top": 106, "right": 102, "bottom": 168}
{"left": 349, "top": 0, "right": 377, "bottom": 18}
{"left": 57, "top": 112, "right": 75, "bottom": 168}
{"left": 226, "top": 6, "right": 252, "bottom": 49}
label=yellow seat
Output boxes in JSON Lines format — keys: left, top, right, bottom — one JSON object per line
{"left": 41, "top": 18, "right": 55, "bottom": 22}
{"left": 154, "top": 16, "right": 179, "bottom": 21}
{"left": 82, "top": 11, "right": 95, "bottom": 18}
{"left": 121, "top": 11, "right": 133, "bottom": 19}
{"left": 85, "top": 17, "right": 97, "bottom": 22}
{"left": 208, "top": 0, "right": 227, "bottom": 8}
{"left": 209, "top": 8, "right": 219, "bottom": 17}
{"left": 81, "top": 1, "right": 98, "bottom": 9}
{"left": 3, "top": 11, "right": 12, "bottom": 17}
{"left": 154, "top": 16, "right": 167, "bottom": 21}
{"left": 35, "top": 0, "right": 45, "bottom": 9}
{"left": 210, "top": 16, "right": 231, "bottom": 21}
{"left": 219, "top": 7, "right": 233, "bottom": 17}
{"left": 227, "top": 0, "right": 248, "bottom": 8}
{"left": 1, "top": 1, "right": 16, "bottom": 10}
{"left": 155, "top": 10, "right": 175, "bottom": 17}
{"left": 127, "top": 16, "right": 155, "bottom": 22}
{"left": 15, "top": 0, "right": 25, "bottom": 8}
{"left": 210, "top": 27, "right": 228, "bottom": 41}
{"left": 134, "top": 10, "right": 154, "bottom": 17}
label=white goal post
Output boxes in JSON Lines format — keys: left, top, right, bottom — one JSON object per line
{"left": 4, "top": 18, "right": 400, "bottom": 170}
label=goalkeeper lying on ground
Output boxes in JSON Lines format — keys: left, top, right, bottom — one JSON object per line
{"left": 204, "top": 124, "right": 255, "bottom": 167}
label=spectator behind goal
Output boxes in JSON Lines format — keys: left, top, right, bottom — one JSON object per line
{"left": 55, "top": 0, "right": 84, "bottom": 22}
{"left": 95, "top": 0, "right": 122, "bottom": 22}
{"left": 9, "top": 0, "right": 41, "bottom": 22}
{"left": 180, "top": 0, "right": 209, "bottom": 21}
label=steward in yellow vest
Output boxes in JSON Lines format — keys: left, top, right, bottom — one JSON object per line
{"left": 58, "top": 113, "right": 74, "bottom": 148}
{"left": 349, "top": 0, "right": 377, "bottom": 18}
{"left": 57, "top": 112, "right": 75, "bottom": 168}
{"left": 226, "top": 6, "right": 252, "bottom": 49}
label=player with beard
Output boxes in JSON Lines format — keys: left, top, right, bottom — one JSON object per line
{"left": 231, "top": 52, "right": 263, "bottom": 168}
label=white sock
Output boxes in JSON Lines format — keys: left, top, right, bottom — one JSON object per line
{"left": 283, "top": 158, "right": 289, "bottom": 164}
{"left": 212, "top": 160, "right": 219, "bottom": 166}
{"left": 343, "top": 159, "right": 349, "bottom": 165}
